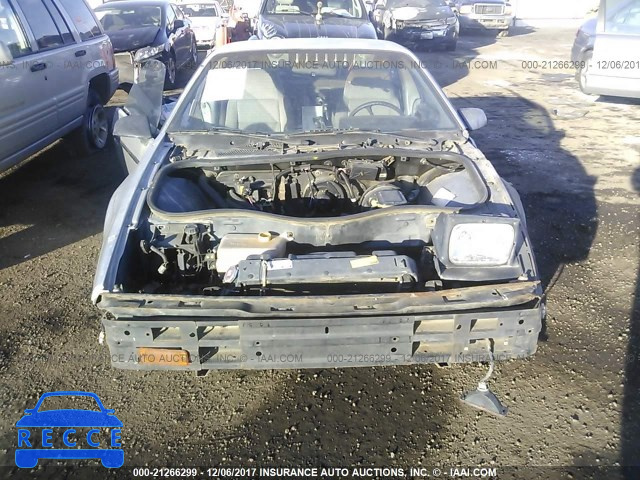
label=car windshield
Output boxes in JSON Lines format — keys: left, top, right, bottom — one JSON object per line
{"left": 95, "top": 6, "right": 162, "bottom": 31}
{"left": 37, "top": 395, "right": 101, "bottom": 412}
{"left": 263, "top": 0, "right": 363, "bottom": 18}
{"left": 182, "top": 3, "right": 218, "bottom": 16}
{"left": 168, "top": 49, "right": 459, "bottom": 136}
{"left": 386, "top": 0, "right": 447, "bottom": 8}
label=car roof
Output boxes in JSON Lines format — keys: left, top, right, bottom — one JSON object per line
{"left": 213, "top": 38, "right": 410, "bottom": 55}
{"left": 98, "top": 0, "right": 172, "bottom": 9}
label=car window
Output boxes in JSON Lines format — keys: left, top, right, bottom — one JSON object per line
{"left": 95, "top": 6, "right": 162, "bottom": 31}
{"left": 264, "top": 0, "right": 363, "bottom": 18}
{"left": 0, "top": 0, "right": 32, "bottom": 57}
{"left": 56, "top": 0, "right": 101, "bottom": 41}
{"left": 606, "top": 0, "right": 640, "bottom": 33}
{"left": 16, "top": 0, "right": 67, "bottom": 49}
{"left": 182, "top": 3, "right": 219, "bottom": 16}
{"left": 172, "top": 4, "right": 184, "bottom": 19}
{"left": 166, "top": 3, "right": 176, "bottom": 25}
{"left": 387, "top": 0, "right": 447, "bottom": 7}
{"left": 168, "top": 49, "right": 459, "bottom": 135}
{"left": 45, "top": 0, "right": 74, "bottom": 44}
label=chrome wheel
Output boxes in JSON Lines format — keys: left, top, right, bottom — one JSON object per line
{"left": 191, "top": 39, "right": 198, "bottom": 64}
{"left": 88, "top": 103, "right": 108, "bottom": 149}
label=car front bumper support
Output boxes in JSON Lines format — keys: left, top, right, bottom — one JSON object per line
{"left": 98, "top": 281, "right": 544, "bottom": 371}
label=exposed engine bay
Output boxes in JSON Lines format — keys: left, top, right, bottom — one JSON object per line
{"left": 117, "top": 152, "right": 507, "bottom": 296}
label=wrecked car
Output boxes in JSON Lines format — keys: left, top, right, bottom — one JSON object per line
{"left": 94, "top": 39, "right": 543, "bottom": 386}
{"left": 94, "top": 0, "right": 197, "bottom": 89}
{"left": 255, "top": 0, "right": 377, "bottom": 39}
{"left": 373, "top": 0, "right": 459, "bottom": 50}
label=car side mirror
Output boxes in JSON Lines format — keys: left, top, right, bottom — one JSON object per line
{"left": 174, "top": 19, "right": 185, "bottom": 29}
{"left": 0, "top": 41, "right": 13, "bottom": 66}
{"left": 459, "top": 107, "right": 488, "bottom": 131}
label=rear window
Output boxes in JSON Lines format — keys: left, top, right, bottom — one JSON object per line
{"left": 182, "top": 3, "right": 219, "bottom": 16}
{"left": 57, "top": 0, "right": 101, "bottom": 40}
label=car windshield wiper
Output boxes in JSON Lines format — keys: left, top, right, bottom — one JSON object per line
{"left": 170, "top": 127, "right": 289, "bottom": 148}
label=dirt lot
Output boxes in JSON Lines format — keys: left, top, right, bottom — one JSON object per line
{"left": 1, "top": 29, "right": 639, "bottom": 478}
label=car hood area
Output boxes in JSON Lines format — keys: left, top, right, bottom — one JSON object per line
{"left": 107, "top": 26, "right": 162, "bottom": 53}
{"left": 259, "top": 14, "right": 377, "bottom": 38}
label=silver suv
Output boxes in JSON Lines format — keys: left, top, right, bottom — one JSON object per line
{"left": 0, "top": 0, "right": 118, "bottom": 173}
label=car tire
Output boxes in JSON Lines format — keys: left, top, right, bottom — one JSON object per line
{"left": 445, "top": 40, "right": 457, "bottom": 51}
{"left": 66, "top": 89, "right": 110, "bottom": 157}
{"left": 577, "top": 50, "right": 593, "bottom": 94}
{"left": 164, "top": 53, "right": 177, "bottom": 89}
{"left": 497, "top": 28, "right": 510, "bottom": 38}
{"left": 190, "top": 37, "right": 198, "bottom": 68}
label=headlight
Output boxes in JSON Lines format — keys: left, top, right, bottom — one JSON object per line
{"left": 446, "top": 16, "right": 457, "bottom": 25}
{"left": 459, "top": 5, "right": 472, "bottom": 14}
{"left": 133, "top": 44, "right": 164, "bottom": 62}
{"left": 504, "top": 3, "right": 513, "bottom": 15}
{"left": 431, "top": 214, "right": 524, "bottom": 281}
{"left": 449, "top": 223, "right": 515, "bottom": 265}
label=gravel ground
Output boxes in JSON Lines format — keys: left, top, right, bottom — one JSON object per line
{"left": 0, "top": 29, "right": 639, "bottom": 479}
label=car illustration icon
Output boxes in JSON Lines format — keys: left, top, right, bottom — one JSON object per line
{"left": 15, "top": 391, "right": 123, "bottom": 468}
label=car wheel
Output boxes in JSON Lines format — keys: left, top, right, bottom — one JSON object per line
{"left": 66, "top": 89, "right": 110, "bottom": 157}
{"left": 445, "top": 40, "right": 457, "bottom": 51}
{"left": 190, "top": 38, "right": 198, "bottom": 67}
{"left": 497, "top": 28, "right": 510, "bottom": 38}
{"left": 164, "top": 54, "right": 177, "bottom": 89}
{"left": 578, "top": 50, "right": 593, "bottom": 94}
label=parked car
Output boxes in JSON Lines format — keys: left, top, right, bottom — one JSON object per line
{"left": 455, "top": 0, "right": 513, "bottom": 36}
{"left": 373, "top": 0, "right": 459, "bottom": 50}
{"left": 572, "top": 0, "right": 640, "bottom": 98}
{"left": 179, "top": 0, "right": 227, "bottom": 49}
{"left": 255, "top": 0, "right": 377, "bottom": 39}
{"left": 571, "top": 17, "right": 597, "bottom": 66}
{"left": 94, "top": 39, "right": 543, "bottom": 401}
{"left": 94, "top": 0, "right": 197, "bottom": 88}
{"left": 0, "top": 0, "right": 118, "bottom": 173}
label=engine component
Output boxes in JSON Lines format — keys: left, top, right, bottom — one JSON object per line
{"left": 360, "top": 185, "right": 407, "bottom": 208}
{"left": 228, "top": 251, "right": 418, "bottom": 289}
{"left": 346, "top": 159, "right": 388, "bottom": 181}
{"left": 215, "top": 232, "right": 289, "bottom": 273}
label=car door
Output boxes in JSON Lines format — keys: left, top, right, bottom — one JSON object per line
{"left": 170, "top": 3, "right": 189, "bottom": 66}
{"left": 15, "top": 0, "right": 85, "bottom": 132}
{"left": 590, "top": 0, "right": 640, "bottom": 95}
{"left": 0, "top": 0, "right": 60, "bottom": 170}
{"left": 54, "top": 0, "right": 105, "bottom": 124}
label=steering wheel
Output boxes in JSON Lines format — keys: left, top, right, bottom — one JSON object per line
{"left": 349, "top": 100, "right": 403, "bottom": 117}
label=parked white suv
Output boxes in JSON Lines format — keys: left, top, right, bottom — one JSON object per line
{"left": 0, "top": 0, "right": 118, "bottom": 173}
